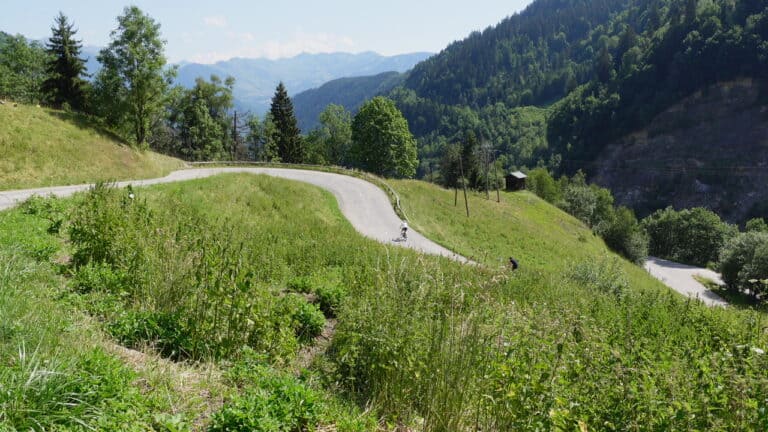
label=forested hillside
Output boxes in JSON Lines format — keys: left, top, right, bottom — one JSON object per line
{"left": 387, "top": 0, "right": 768, "bottom": 221}
{"left": 293, "top": 71, "right": 404, "bottom": 131}
{"left": 548, "top": 0, "right": 768, "bottom": 169}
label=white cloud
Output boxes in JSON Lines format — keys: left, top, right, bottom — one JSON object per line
{"left": 203, "top": 16, "right": 228, "bottom": 28}
{"left": 187, "top": 31, "right": 357, "bottom": 64}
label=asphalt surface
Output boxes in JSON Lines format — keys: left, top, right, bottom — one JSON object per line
{"left": 644, "top": 256, "right": 728, "bottom": 307}
{"left": 0, "top": 168, "right": 467, "bottom": 262}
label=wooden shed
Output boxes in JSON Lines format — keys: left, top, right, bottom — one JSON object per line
{"left": 505, "top": 171, "right": 527, "bottom": 191}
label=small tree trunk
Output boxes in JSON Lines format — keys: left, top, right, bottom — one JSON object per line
{"left": 459, "top": 157, "right": 470, "bottom": 218}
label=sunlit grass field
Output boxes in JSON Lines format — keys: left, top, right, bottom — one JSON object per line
{"left": 1, "top": 173, "right": 766, "bottom": 430}
{"left": 0, "top": 103, "right": 184, "bottom": 190}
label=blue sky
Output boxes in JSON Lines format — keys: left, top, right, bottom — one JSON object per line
{"left": 0, "top": 0, "right": 534, "bottom": 63}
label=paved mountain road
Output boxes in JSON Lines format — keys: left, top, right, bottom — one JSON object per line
{"left": 0, "top": 168, "right": 467, "bottom": 262}
{"left": 644, "top": 257, "right": 728, "bottom": 307}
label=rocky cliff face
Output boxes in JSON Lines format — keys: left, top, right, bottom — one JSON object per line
{"left": 593, "top": 78, "right": 768, "bottom": 223}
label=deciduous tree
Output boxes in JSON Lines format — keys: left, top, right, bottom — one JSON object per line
{"left": 0, "top": 35, "right": 48, "bottom": 103}
{"left": 95, "top": 6, "right": 173, "bottom": 147}
{"left": 350, "top": 96, "right": 417, "bottom": 178}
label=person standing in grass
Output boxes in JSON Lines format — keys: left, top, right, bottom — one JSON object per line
{"left": 508, "top": 256, "right": 519, "bottom": 270}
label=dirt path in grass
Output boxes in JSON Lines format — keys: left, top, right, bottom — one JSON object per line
{"left": 644, "top": 257, "right": 728, "bottom": 307}
{"left": 0, "top": 167, "right": 468, "bottom": 262}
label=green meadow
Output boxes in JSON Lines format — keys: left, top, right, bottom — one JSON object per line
{"left": 0, "top": 103, "right": 184, "bottom": 190}
{"left": 0, "top": 173, "right": 765, "bottom": 430}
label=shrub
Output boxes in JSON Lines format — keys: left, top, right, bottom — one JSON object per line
{"left": 107, "top": 310, "right": 193, "bottom": 360}
{"left": 68, "top": 182, "right": 151, "bottom": 267}
{"left": 70, "top": 262, "right": 128, "bottom": 294}
{"left": 277, "top": 294, "right": 325, "bottom": 343}
{"left": 209, "top": 365, "right": 321, "bottom": 432}
{"left": 526, "top": 167, "right": 561, "bottom": 203}
{"left": 287, "top": 276, "right": 313, "bottom": 293}
{"left": 643, "top": 207, "right": 736, "bottom": 266}
{"left": 602, "top": 206, "right": 648, "bottom": 264}
{"left": 315, "top": 284, "right": 347, "bottom": 317}
{"left": 719, "top": 231, "right": 768, "bottom": 299}
{"left": 568, "top": 258, "right": 629, "bottom": 299}
{"left": 746, "top": 217, "right": 768, "bottom": 233}
{"left": 19, "top": 194, "right": 66, "bottom": 234}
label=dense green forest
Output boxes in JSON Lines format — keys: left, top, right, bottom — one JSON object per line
{"left": 293, "top": 71, "right": 405, "bottom": 131}
{"left": 388, "top": 0, "right": 768, "bottom": 176}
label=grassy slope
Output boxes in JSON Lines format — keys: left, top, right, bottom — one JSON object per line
{"left": 392, "top": 179, "right": 665, "bottom": 292}
{"left": 0, "top": 103, "right": 184, "bottom": 190}
{"left": 4, "top": 173, "right": 767, "bottom": 429}
{"left": 0, "top": 209, "right": 208, "bottom": 430}
{"left": 0, "top": 174, "right": 382, "bottom": 430}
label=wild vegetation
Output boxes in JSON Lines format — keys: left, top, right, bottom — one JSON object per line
{"left": 0, "top": 195, "right": 214, "bottom": 430}
{"left": 5, "top": 173, "right": 767, "bottom": 429}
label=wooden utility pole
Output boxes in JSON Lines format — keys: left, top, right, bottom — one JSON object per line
{"left": 483, "top": 144, "right": 491, "bottom": 200}
{"left": 494, "top": 156, "right": 500, "bottom": 203}
{"left": 459, "top": 155, "right": 470, "bottom": 217}
{"left": 231, "top": 111, "right": 238, "bottom": 160}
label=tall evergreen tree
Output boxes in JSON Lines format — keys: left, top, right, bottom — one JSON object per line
{"left": 269, "top": 82, "right": 304, "bottom": 163}
{"left": 42, "top": 12, "right": 87, "bottom": 110}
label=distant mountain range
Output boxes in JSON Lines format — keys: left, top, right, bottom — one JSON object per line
{"left": 74, "top": 47, "right": 430, "bottom": 118}
{"left": 293, "top": 71, "right": 406, "bottom": 131}
{"left": 173, "top": 51, "right": 431, "bottom": 116}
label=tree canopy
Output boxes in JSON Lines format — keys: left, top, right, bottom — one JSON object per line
{"left": 350, "top": 96, "right": 418, "bottom": 178}
{"left": 0, "top": 34, "right": 48, "bottom": 103}
{"left": 270, "top": 82, "right": 304, "bottom": 163}
{"left": 94, "top": 6, "right": 172, "bottom": 147}
{"left": 42, "top": 12, "right": 88, "bottom": 110}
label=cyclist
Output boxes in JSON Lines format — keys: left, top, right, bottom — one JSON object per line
{"left": 400, "top": 221, "right": 409, "bottom": 240}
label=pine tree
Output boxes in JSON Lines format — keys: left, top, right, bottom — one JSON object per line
{"left": 42, "top": 12, "right": 87, "bottom": 110}
{"left": 685, "top": 0, "right": 698, "bottom": 25}
{"left": 269, "top": 82, "right": 304, "bottom": 163}
{"left": 596, "top": 46, "right": 613, "bottom": 83}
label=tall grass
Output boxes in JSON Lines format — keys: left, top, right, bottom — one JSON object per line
{"left": 40, "top": 173, "right": 768, "bottom": 429}
{"left": 0, "top": 242, "right": 167, "bottom": 429}
{"left": 0, "top": 103, "right": 184, "bottom": 190}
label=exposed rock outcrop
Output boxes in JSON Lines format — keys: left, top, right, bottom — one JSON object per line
{"left": 593, "top": 78, "right": 768, "bottom": 223}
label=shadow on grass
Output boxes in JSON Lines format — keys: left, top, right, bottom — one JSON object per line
{"left": 47, "top": 110, "right": 129, "bottom": 146}
{"left": 694, "top": 275, "right": 768, "bottom": 312}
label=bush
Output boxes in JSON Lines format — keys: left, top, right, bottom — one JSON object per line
{"left": 68, "top": 182, "right": 151, "bottom": 267}
{"left": 209, "top": 365, "right": 321, "bottom": 432}
{"left": 719, "top": 231, "right": 768, "bottom": 299}
{"left": 643, "top": 207, "right": 736, "bottom": 266}
{"left": 568, "top": 258, "right": 629, "bottom": 299}
{"left": 315, "top": 284, "right": 347, "bottom": 318}
{"left": 287, "top": 276, "right": 313, "bottom": 293}
{"left": 602, "top": 206, "right": 648, "bottom": 264}
{"left": 107, "top": 310, "right": 193, "bottom": 360}
{"left": 526, "top": 167, "right": 561, "bottom": 203}
{"left": 19, "top": 194, "right": 66, "bottom": 234}
{"left": 746, "top": 217, "right": 768, "bottom": 233}
{"left": 70, "top": 262, "right": 128, "bottom": 294}
{"left": 277, "top": 294, "right": 325, "bottom": 343}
